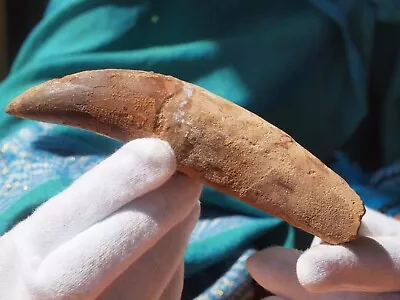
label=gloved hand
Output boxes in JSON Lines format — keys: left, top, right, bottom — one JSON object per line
{"left": 0, "top": 138, "right": 202, "bottom": 300}
{"left": 247, "top": 207, "right": 400, "bottom": 300}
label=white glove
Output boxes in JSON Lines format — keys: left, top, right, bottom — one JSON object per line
{"left": 247, "top": 207, "right": 400, "bottom": 300}
{"left": 0, "top": 138, "right": 202, "bottom": 300}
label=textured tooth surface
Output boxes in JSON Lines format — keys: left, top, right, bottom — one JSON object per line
{"left": 5, "top": 69, "right": 366, "bottom": 244}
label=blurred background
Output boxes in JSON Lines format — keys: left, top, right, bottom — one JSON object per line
{"left": 0, "top": 0, "right": 47, "bottom": 80}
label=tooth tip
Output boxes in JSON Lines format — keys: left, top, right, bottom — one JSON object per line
{"left": 5, "top": 101, "right": 17, "bottom": 116}
{"left": 5, "top": 93, "right": 32, "bottom": 118}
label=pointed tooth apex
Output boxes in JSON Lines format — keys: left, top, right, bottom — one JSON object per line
{"left": 5, "top": 101, "right": 17, "bottom": 116}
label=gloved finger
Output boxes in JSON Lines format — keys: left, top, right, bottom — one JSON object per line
{"left": 12, "top": 138, "right": 177, "bottom": 258}
{"left": 28, "top": 174, "right": 201, "bottom": 299}
{"left": 99, "top": 203, "right": 199, "bottom": 300}
{"left": 298, "top": 236, "right": 400, "bottom": 293}
{"left": 159, "top": 262, "right": 184, "bottom": 300}
{"left": 311, "top": 236, "right": 323, "bottom": 247}
{"left": 0, "top": 235, "right": 26, "bottom": 298}
{"left": 247, "top": 247, "right": 399, "bottom": 300}
{"left": 247, "top": 247, "right": 332, "bottom": 300}
{"left": 358, "top": 207, "right": 400, "bottom": 237}
{"left": 310, "top": 207, "right": 400, "bottom": 248}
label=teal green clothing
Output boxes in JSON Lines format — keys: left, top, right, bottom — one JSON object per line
{"left": 2, "top": 0, "right": 396, "bottom": 164}
{"left": 2, "top": 1, "right": 400, "bottom": 298}
{"left": 2, "top": 0, "right": 400, "bottom": 166}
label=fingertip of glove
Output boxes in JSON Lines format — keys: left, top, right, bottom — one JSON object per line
{"left": 246, "top": 247, "right": 278, "bottom": 273}
{"left": 247, "top": 247, "right": 300, "bottom": 265}
{"left": 246, "top": 247, "right": 300, "bottom": 282}
{"left": 246, "top": 248, "right": 272, "bottom": 281}
{"left": 123, "top": 138, "right": 176, "bottom": 171}
{"left": 296, "top": 245, "right": 343, "bottom": 291}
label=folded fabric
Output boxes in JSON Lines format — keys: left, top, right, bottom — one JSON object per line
{"left": 2, "top": 1, "right": 400, "bottom": 298}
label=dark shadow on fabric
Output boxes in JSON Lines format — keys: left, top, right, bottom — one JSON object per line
{"left": 182, "top": 248, "right": 245, "bottom": 300}
{"left": 343, "top": 22, "right": 400, "bottom": 171}
{"left": 183, "top": 204, "right": 296, "bottom": 299}
{"left": 6, "top": 0, "right": 48, "bottom": 67}
{"left": 32, "top": 131, "right": 122, "bottom": 156}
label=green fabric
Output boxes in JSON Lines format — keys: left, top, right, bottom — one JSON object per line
{"left": 0, "top": 0, "right": 370, "bottom": 162}
{"left": 2, "top": 1, "right": 398, "bottom": 167}
{"left": 3, "top": 0, "right": 398, "bottom": 221}
{"left": 185, "top": 217, "right": 284, "bottom": 277}
{"left": 2, "top": 2, "right": 400, "bottom": 296}
{"left": 0, "top": 177, "right": 73, "bottom": 234}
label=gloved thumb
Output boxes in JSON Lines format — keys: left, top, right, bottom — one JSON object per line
{"left": 297, "top": 236, "right": 400, "bottom": 293}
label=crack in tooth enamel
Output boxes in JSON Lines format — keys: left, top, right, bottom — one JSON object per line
{"left": 174, "top": 83, "right": 193, "bottom": 125}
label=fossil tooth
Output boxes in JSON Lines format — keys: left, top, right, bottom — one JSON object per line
{"left": 5, "top": 69, "right": 365, "bottom": 244}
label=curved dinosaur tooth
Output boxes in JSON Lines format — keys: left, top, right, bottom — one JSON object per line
{"left": 6, "top": 69, "right": 365, "bottom": 245}
{"left": 6, "top": 69, "right": 179, "bottom": 142}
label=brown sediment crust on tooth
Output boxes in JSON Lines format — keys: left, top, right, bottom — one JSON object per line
{"left": 5, "top": 69, "right": 366, "bottom": 244}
